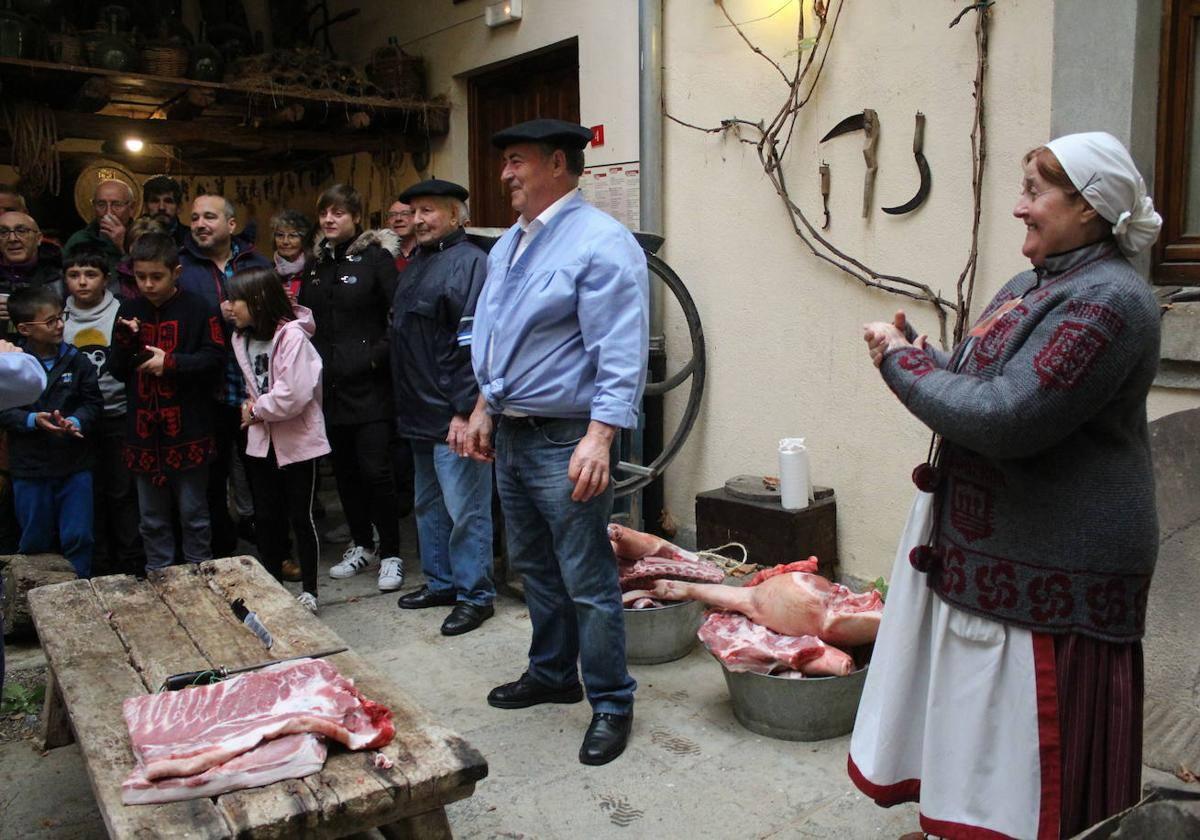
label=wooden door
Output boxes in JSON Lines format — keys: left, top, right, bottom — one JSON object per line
{"left": 468, "top": 40, "right": 580, "bottom": 228}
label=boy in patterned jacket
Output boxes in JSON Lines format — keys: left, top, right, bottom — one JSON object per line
{"left": 109, "top": 234, "right": 224, "bottom": 572}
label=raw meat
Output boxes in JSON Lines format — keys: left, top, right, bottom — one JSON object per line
{"left": 698, "top": 611, "right": 853, "bottom": 676}
{"left": 121, "top": 733, "right": 326, "bottom": 805}
{"left": 621, "top": 589, "right": 665, "bottom": 609}
{"left": 608, "top": 523, "right": 698, "bottom": 564}
{"left": 745, "top": 557, "right": 819, "bottom": 586}
{"left": 618, "top": 555, "right": 725, "bottom": 590}
{"left": 652, "top": 571, "right": 882, "bottom": 647}
{"left": 123, "top": 658, "right": 394, "bottom": 782}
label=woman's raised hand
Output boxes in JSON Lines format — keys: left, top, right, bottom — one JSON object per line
{"left": 863, "top": 321, "right": 911, "bottom": 368}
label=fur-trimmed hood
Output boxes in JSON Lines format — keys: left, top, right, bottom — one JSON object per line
{"left": 312, "top": 228, "right": 401, "bottom": 261}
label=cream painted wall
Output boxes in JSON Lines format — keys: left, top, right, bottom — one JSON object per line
{"left": 330, "top": 0, "right": 642, "bottom": 187}
{"left": 322, "top": 0, "right": 1194, "bottom": 582}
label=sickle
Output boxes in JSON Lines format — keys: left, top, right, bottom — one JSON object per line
{"left": 820, "top": 109, "right": 879, "bottom": 218}
{"left": 882, "top": 112, "right": 931, "bottom": 215}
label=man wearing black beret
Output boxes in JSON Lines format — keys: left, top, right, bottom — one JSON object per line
{"left": 390, "top": 179, "right": 496, "bottom": 636}
{"left": 459, "top": 118, "right": 649, "bottom": 766}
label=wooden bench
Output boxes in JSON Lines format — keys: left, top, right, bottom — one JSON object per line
{"left": 27, "top": 556, "right": 488, "bottom": 839}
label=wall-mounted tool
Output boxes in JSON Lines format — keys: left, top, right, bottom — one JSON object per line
{"left": 820, "top": 108, "right": 878, "bottom": 218}
{"left": 819, "top": 161, "right": 831, "bottom": 230}
{"left": 883, "top": 112, "right": 931, "bottom": 215}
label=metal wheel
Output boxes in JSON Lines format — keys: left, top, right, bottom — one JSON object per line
{"left": 614, "top": 251, "right": 706, "bottom": 496}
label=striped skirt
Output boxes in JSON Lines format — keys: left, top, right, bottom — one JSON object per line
{"left": 849, "top": 492, "right": 1143, "bottom": 839}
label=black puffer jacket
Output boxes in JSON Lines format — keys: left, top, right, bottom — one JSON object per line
{"left": 299, "top": 229, "right": 399, "bottom": 426}
{"left": 390, "top": 228, "right": 486, "bottom": 441}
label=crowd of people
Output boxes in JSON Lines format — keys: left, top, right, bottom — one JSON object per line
{"left": 0, "top": 118, "right": 651, "bottom": 767}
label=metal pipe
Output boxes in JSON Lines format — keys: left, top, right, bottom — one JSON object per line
{"left": 639, "top": 0, "right": 665, "bottom": 335}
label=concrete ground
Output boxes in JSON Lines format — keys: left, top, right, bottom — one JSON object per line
{"left": 1, "top": 490, "right": 917, "bottom": 839}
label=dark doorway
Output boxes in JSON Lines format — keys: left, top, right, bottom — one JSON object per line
{"left": 467, "top": 40, "right": 580, "bottom": 228}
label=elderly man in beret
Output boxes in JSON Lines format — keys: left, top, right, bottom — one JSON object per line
{"left": 459, "top": 119, "right": 649, "bottom": 766}
{"left": 391, "top": 178, "right": 496, "bottom": 636}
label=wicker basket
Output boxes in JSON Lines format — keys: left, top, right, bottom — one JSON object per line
{"left": 367, "top": 51, "right": 424, "bottom": 100}
{"left": 142, "top": 44, "right": 189, "bottom": 77}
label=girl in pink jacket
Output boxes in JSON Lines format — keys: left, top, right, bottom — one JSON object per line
{"left": 229, "top": 267, "right": 331, "bottom": 612}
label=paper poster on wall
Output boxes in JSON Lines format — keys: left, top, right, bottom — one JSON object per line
{"left": 580, "top": 161, "right": 641, "bottom": 230}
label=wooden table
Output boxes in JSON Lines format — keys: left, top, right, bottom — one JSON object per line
{"left": 27, "top": 557, "right": 488, "bottom": 839}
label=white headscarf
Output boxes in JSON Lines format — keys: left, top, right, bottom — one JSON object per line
{"left": 1043, "top": 131, "right": 1162, "bottom": 257}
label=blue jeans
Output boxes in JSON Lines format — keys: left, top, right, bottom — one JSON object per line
{"left": 494, "top": 417, "right": 635, "bottom": 715}
{"left": 410, "top": 439, "right": 495, "bottom": 606}
{"left": 13, "top": 471, "right": 94, "bottom": 578}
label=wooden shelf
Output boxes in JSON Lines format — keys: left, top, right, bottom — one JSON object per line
{"left": 0, "top": 56, "right": 449, "bottom": 171}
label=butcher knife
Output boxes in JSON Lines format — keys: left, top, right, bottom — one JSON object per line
{"left": 158, "top": 647, "right": 349, "bottom": 692}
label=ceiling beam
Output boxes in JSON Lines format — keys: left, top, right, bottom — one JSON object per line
{"left": 44, "top": 111, "right": 420, "bottom": 157}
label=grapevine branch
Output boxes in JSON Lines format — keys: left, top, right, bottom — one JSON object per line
{"left": 667, "top": 0, "right": 993, "bottom": 347}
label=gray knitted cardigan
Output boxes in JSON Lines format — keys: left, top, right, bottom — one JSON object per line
{"left": 880, "top": 240, "right": 1161, "bottom": 642}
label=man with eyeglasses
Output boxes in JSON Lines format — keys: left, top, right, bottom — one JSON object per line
{"left": 387, "top": 199, "right": 419, "bottom": 272}
{"left": 0, "top": 210, "right": 63, "bottom": 336}
{"left": 64, "top": 179, "right": 137, "bottom": 269}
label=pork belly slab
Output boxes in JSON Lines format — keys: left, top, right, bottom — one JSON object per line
{"left": 121, "top": 733, "right": 327, "bottom": 805}
{"left": 122, "top": 658, "right": 394, "bottom": 783}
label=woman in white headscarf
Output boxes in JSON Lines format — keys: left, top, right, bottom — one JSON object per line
{"left": 850, "top": 132, "right": 1163, "bottom": 839}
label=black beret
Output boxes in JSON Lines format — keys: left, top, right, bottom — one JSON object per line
{"left": 398, "top": 178, "right": 469, "bottom": 203}
{"left": 491, "top": 118, "right": 593, "bottom": 151}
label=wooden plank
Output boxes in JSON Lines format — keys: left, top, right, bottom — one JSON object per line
{"left": 39, "top": 667, "right": 73, "bottom": 750}
{"left": 326, "top": 650, "right": 489, "bottom": 806}
{"left": 216, "top": 777, "right": 322, "bottom": 839}
{"left": 201, "top": 556, "right": 344, "bottom": 657}
{"left": 0, "top": 553, "right": 77, "bottom": 634}
{"left": 92, "top": 575, "right": 213, "bottom": 692}
{"left": 150, "top": 562, "right": 272, "bottom": 668}
{"left": 201, "top": 558, "right": 487, "bottom": 837}
{"left": 27, "top": 580, "right": 231, "bottom": 839}
{"left": 207, "top": 557, "right": 408, "bottom": 835}
{"left": 381, "top": 808, "right": 453, "bottom": 840}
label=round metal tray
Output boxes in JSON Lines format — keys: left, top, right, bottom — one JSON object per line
{"left": 623, "top": 599, "right": 705, "bottom": 665}
{"left": 721, "top": 663, "right": 869, "bottom": 741}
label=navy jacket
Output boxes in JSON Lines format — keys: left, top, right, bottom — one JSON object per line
{"left": 0, "top": 343, "right": 103, "bottom": 479}
{"left": 389, "top": 228, "right": 486, "bottom": 441}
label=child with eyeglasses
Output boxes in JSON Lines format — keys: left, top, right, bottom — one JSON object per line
{"left": 0, "top": 285, "right": 103, "bottom": 578}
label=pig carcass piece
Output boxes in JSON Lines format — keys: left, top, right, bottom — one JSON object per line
{"left": 122, "top": 733, "right": 327, "bottom": 805}
{"left": 609, "top": 524, "right": 726, "bottom": 603}
{"left": 652, "top": 569, "right": 882, "bottom": 648}
{"left": 123, "top": 658, "right": 395, "bottom": 783}
{"left": 698, "top": 611, "right": 854, "bottom": 676}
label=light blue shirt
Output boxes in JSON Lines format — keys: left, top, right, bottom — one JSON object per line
{"left": 472, "top": 192, "right": 649, "bottom": 429}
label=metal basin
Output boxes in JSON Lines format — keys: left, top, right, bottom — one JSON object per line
{"left": 623, "top": 599, "right": 705, "bottom": 664}
{"left": 720, "top": 664, "right": 869, "bottom": 741}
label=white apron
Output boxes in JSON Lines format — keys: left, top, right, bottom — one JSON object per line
{"left": 848, "top": 492, "right": 1062, "bottom": 840}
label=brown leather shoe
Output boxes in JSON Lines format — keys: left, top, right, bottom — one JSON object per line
{"left": 281, "top": 560, "right": 302, "bottom": 582}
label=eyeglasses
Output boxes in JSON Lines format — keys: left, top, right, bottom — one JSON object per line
{"left": 0, "top": 226, "right": 36, "bottom": 238}
{"left": 93, "top": 200, "right": 130, "bottom": 210}
{"left": 21, "top": 312, "right": 66, "bottom": 328}
{"left": 273, "top": 231, "right": 303, "bottom": 241}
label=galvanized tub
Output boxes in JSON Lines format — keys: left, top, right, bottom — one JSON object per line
{"left": 624, "top": 600, "right": 706, "bottom": 664}
{"left": 720, "top": 664, "right": 869, "bottom": 741}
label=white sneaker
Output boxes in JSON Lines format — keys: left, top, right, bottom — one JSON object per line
{"left": 377, "top": 557, "right": 404, "bottom": 592}
{"left": 330, "top": 545, "right": 378, "bottom": 578}
{"left": 323, "top": 522, "right": 351, "bottom": 544}
{"left": 296, "top": 591, "right": 318, "bottom": 613}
